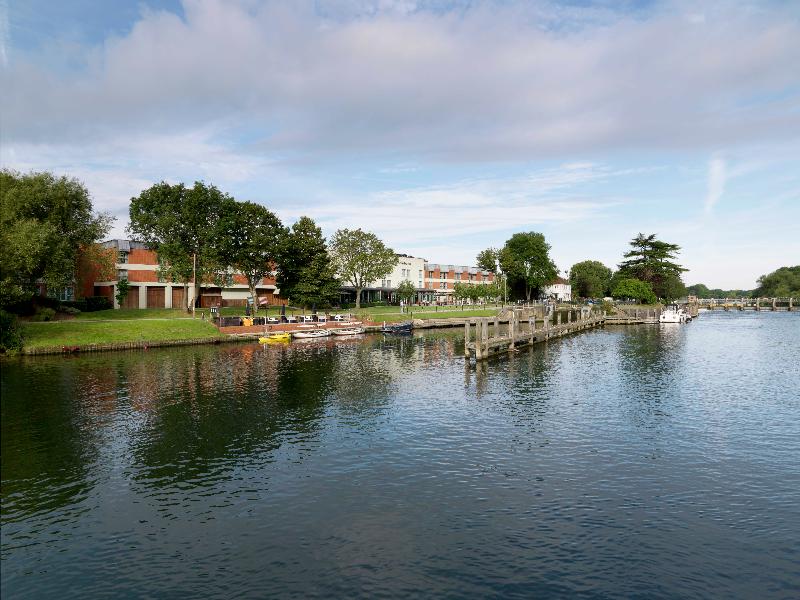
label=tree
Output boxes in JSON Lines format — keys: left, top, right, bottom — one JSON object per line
{"left": 216, "top": 201, "right": 284, "bottom": 315}
{"left": 396, "top": 280, "right": 416, "bottom": 304}
{"left": 476, "top": 247, "right": 500, "bottom": 273}
{"left": 617, "top": 233, "right": 687, "bottom": 300}
{"left": 276, "top": 217, "right": 339, "bottom": 308}
{"left": 329, "top": 228, "right": 398, "bottom": 309}
{"left": 0, "top": 170, "right": 112, "bottom": 308}
{"left": 754, "top": 266, "right": 800, "bottom": 297}
{"left": 115, "top": 278, "right": 131, "bottom": 307}
{"left": 499, "top": 232, "right": 558, "bottom": 301}
{"left": 569, "top": 260, "right": 612, "bottom": 299}
{"left": 612, "top": 278, "right": 657, "bottom": 304}
{"left": 453, "top": 282, "right": 470, "bottom": 303}
{"left": 129, "top": 181, "right": 233, "bottom": 309}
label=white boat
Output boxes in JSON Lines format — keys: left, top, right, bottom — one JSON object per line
{"left": 659, "top": 304, "right": 691, "bottom": 323}
{"left": 292, "top": 329, "right": 331, "bottom": 339}
{"left": 331, "top": 327, "right": 365, "bottom": 336}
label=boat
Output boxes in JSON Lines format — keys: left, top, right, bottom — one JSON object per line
{"left": 659, "top": 304, "right": 691, "bottom": 324}
{"left": 292, "top": 329, "right": 332, "bottom": 339}
{"left": 331, "top": 327, "right": 365, "bottom": 336}
{"left": 259, "top": 332, "right": 291, "bottom": 343}
{"left": 381, "top": 321, "right": 413, "bottom": 334}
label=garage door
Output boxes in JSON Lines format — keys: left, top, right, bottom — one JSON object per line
{"left": 146, "top": 286, "right": 165, "bottom": 308}
{"left": 121, "top": 287, "right": 139, "bottom": 309}
{"left": 172, "top": 287, "right": 185, "bottom": 310}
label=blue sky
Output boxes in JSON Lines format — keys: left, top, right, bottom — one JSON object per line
{"left": 2, "top": 0, "right": 799, "bottom": 289}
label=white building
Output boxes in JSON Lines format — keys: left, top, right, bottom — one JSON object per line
{"left": 542, "top": 277, "right": 572, "bottom": 302}
{"left": 343, "top": 254, "right": 429, "bottom": 304}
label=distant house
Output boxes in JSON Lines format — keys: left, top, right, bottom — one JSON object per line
{"left": 542, "top": 277, "right": 572, "bottom": 302}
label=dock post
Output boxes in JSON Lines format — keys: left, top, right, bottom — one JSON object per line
{"left": 482, "top": 318, "right": 489, "bottom": 357}
{"left": 464, "top": 320, "right": 471, "bottom": 358}
{"left": 790, "top": 297, "right": 794, "bottom": 312}
{"left": 557, "top": 312, "right": 561, "bottom": 326}
{"left": 772, "top": 298, "right": 777, "bottom": 311}
{"left": 756, "top": 297, "right": 760, "bottom": 311}
{"left": 509, "top": 313, "right": 516, "bottom": 351}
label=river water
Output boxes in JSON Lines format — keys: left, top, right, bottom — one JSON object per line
{"left": 2, "top": 311, "right": 799, "bottom": 598}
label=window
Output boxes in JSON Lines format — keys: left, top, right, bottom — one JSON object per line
{"left": 386, "top": 280, "right": 392, "bottom": 288}
{"left": 418, "top": 280, "right": 423, "bottom": 289}
{"left": 381, "top": 279, "right": 386, "bottom": 287}
{"left": 440, "top": 272, "right": 446, "bottom": 280}
{"left": 419, "top": 270, "right": 423, "bottom": 279}
{"left": 117, "top": 269, "right": 128, "bottom": 281}
{"left": 118, "top": 251, "right": 128, "bottom": 264}
{"left": 440, "top": 282, "right": 447, "bottom": 289}
{"left": 429, "top": 271, "right": 435, "bottom": 278}
{"left": 59, "top": 286, "right": 74, "bottom": 302}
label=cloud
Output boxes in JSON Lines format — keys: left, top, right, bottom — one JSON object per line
{"left": 705, "top": 156, "right": 726, "bottom": 213}
{"left": 2, "top": 0, "right": 799, "bottom": 160}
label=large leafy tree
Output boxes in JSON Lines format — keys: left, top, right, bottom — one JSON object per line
{"left": 617, "top": 233, "right": 687, "bottom": 300}
{"left": 128, "top": 181, "right": 233, "bottom": 309}
{"left": 0, "top": 170, "right": 112, "bottom": 308}
{"left": 569, "top": 260, "right": 612, "bottom": 299}
{"left": 499, "top": 232, "right": 558, "bottom": 301}
{"left": 329, "top": 228, "right": 398, "bottom": 309}
{"left": 216, "top": 201, "right": 285, "bottom": 315}
{"left": 754, "top": 266, "right": 800, "bottom": 297}
{"left": 276, "top": 217, "right": 339, "bottom": 308}
{"left": 476, "top": 247, "right": 499, "bottom": 273}
{"left": 612, "top": 278, "right": 657, "bottom": 304}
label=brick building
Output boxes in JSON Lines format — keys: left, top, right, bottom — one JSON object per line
{"left": 94, "top": 240, "right": 284, "bottom": 309}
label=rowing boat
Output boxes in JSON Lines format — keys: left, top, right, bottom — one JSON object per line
{"left": 331, "top": 327, "right": 365, "bottom": 336}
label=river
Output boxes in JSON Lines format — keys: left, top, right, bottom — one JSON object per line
{"left": 2, "top": 311, "right": 799, "bottom": 598}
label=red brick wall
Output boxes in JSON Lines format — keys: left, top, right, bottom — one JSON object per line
{"left": 127, "top": 269, "right": 159, "bottom": 283}
{"left": 128, "top": 248, "right": 158, "bottom": 265}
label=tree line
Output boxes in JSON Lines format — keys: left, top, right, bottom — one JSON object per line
{"left": 475, "top": 232, "right": 689, "bottom": 304}
{"left": 687, "top": 266, "right": 800, "bottom": 299}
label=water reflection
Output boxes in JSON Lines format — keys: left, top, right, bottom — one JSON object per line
{"left": 2, "top": 315, "right": 799, "bottom": 599}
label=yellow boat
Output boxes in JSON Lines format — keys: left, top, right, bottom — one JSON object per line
{"left": 258, "top": 333, "right": 291, "bottom": 344}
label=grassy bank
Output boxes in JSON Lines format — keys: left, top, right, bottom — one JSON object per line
{"left": 21, "top": 320, "right": 224, "bottom": 350}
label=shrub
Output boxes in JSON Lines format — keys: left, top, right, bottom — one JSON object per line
{"left": 0, "top": 309, "right": 24, "bottom": 352}
{"left": 31, "top": 307, "right": 57, "bottom": 322}
{"left": 60, "top": 306, "right": 81, "bottom": 315}
{"left": 85, "top": 296, "right": 112, "bottom": 311}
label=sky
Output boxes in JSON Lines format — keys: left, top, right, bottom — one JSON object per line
{"left": 1, "top": 0, "right": 799, "bottom": 289}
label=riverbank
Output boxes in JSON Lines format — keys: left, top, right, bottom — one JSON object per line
{"left": 17, "top": 320, "right": 226, "bottom": 355}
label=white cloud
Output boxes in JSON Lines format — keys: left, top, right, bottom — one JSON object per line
{"left": 2, "top": 0, "right": 799, "bottom": 158}
{"left": 705, "top": 156, "right": 726, "bottom": 213}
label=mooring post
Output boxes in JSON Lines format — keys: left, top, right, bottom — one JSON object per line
{"left": 464, "top": 320, "right": 471, "bottom": 358}
{"left": 557, "top": 312, "right": 561, "bottom": 326}
{"left": 772, "top": 298, "right": 777, "bottom": 311}
{"left": 790, "top": 297, "right": 794, "bottom": 311}
{"left": 509, "top": 313, "right": 516, "bottom": 351}
{"left": 756, "top": 297, "right": 760, "bottom": 311}
{"left": 482, "top": 318, "right": 489, "bottom": 355}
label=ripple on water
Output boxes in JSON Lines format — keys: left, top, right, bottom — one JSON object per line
{"left": 2, "top": 312, "right": 799, "bottom": 599}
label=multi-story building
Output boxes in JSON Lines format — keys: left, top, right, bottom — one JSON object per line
{"left": 341, "top": 254, "right": 430, "bottom": 304}
{"left": 423, "top": 264, "right": 495, "bottom": 303}
{"left": 93, "top": 240, "right": 284, "bottom": 309}
{"left": 542, "top": 277, "right": 572, "bottom": 301}
{"left": 90, "top": 240, "right": 495, "bottom": 308}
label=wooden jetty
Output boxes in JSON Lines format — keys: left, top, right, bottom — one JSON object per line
{"left": 464, "top": 308, "right": 605, "bottom": 361}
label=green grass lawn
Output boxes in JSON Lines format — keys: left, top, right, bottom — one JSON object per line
{"left": 72, "top": 306, "right": 308, "bottom": 320}
{"left": 22, "top": 320, "right": 224, "bottom": 350}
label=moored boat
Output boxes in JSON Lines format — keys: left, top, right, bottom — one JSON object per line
{"left": 332, "top": 327, "right": 365, "bottom": 336}
{"left": 259, "top": 332, "right": 291, "bottom": 343}
{"left": 381, "top": 321, "right": 413, "bottom": 334}
{"left": 659, "top": 304, "right": 691, "bottom": 323}
{"left": 292, "top": 329, "right": 332, "bottom": 339}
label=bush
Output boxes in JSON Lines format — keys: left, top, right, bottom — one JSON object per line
{"left": 0, "top": 309, "right": 24, "bottom": 352}
{"left": 85, "top": 296, "right": 112, "bottom": 311}
{"left": 31, "top": 307, "right": 57, "bottom": 322}
{"left": 59, "top": 306, "right": 81, "bottom": 315}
